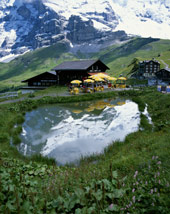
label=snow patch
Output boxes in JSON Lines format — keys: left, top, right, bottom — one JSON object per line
{"left": 92, "top": 20, "right": 111, "bottom": 31}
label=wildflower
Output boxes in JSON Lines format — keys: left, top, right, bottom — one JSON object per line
{"left": 152, "top": 203, "right": 155, "bottom": 206}
{"left": 122, "top": 183, "right": 125, "bottom": 187}
{"left": 148, "top": 165, "right": 151, "bottom": 169}
{"left": 134, "top": 171, "right": 138, "bottom": 179}
{"left": 154, "top": 188, "right": 157, "bottom": 193}
{"left": 132, "top": 188, "right": 135, "bottom": 193}
{"left": 157, "top": 161, "right": 161, "bottom": 165}
{"left": 166, "top": 182, "right": 170, "bottom": 187}
{"left": 157, "top": 172, "right": 160, "bottom": 177}
{"left": 152, "top": 156, "right": 155, "bottom": 160}
{"left": 158, "top": 180, "right": 161, "bottom": 184}
{"left": 145, "top": 181, "right": 148, "bottom": 185}
{"left": 136, "top": 182, "right": 139, "bottom": 185}
{"left": 150, "top": 189, "right": 153, "bottom": 194}
{"left": 109, "top": 204, "right": 113, "bottom": 210}
{"left": 132, "top": 196, "right": 136, "bottom": 203}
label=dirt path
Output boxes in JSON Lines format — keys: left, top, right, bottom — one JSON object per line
{"left": 0, "top": 88, "right": 133, "bottom": 105}
{"left": 160, "top": 59, "right": 170, "bottom": 69}
{"left": 0, "top": 93, "right": 70, "bottom": 105}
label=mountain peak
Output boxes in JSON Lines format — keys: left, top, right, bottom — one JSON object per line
{"left": 0, "top": 0, "right": 170, "bottom": 62}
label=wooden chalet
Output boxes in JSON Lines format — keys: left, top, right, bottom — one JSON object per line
{"left": 52, "top": 59, "right": 109, "bottom": 85}
{"left": 155, "top": 68, "right": 170, "bottom": 82}
{"left": 138, "top": 59, "right": 160, "bottom": 79}
{"left": 22, "top": 59, "right": 109, "bottom": 87}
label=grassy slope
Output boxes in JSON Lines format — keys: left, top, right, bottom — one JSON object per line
{"left": 97, "top": 38, "right": 170, "bottom": 77}
{"left": 0, "top": 42, "right": 78, "bottom": 89}
{"left": 1, "top": 38, "right": 170, "bottom": 90}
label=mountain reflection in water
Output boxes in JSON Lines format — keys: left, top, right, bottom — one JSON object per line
{"left": 19, "top": 99, "right": 140, "bottom": 165}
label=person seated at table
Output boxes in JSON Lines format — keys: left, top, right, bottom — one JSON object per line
{"left": 108, "top": 82, "right": 112, "bottom": 88}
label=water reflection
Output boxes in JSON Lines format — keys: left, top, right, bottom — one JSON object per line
{"left": 19, "top": 98, "right": 140, "bottom": 165}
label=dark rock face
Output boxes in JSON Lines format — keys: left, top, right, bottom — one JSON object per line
{"left": 66, "top": 16, "right": 101, "bottom": 43}
{"left": 66, "top": 15, "right": 127, "bottom": 45}
{"left": 17, "top": 5, "right": 31, "bottom": 19}
{"left": 0, "top": 0, "right": 65, "bottom": 57}
{"left": 0, "top": 0, "right": 128, "bottom": 59}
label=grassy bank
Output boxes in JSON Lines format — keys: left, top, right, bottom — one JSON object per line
{"left": 0, "top": 88, "right": 170, "bottom": 213}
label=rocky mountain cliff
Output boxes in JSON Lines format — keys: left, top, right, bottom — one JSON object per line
{"left": 0, "top": 0, "right": 170, "bottom": 62}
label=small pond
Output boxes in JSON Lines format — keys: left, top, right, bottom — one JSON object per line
{"left": 19, "top": 98, "right": 141, "bottom": 165}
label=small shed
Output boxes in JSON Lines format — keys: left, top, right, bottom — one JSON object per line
{"left": 155, "top": 68, "right": 170, "bottom": 82}
{"left": 22, "top": 71, "right": 57, "bottom": 87}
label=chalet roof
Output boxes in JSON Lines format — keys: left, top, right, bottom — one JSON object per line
{"left": 139, "top": 60, "right": 160, "bottom": 65}
{"left": 52, "top": 59, "right": 109, "bottom": 71}
{"left": 22, "top": 71, "right": 56, "bottom": 82}
{"left": 156, "top": 68, "right": 170, "bottom": 73}
{"left": 48, "top": 71, "right": 57, "bottom": 75}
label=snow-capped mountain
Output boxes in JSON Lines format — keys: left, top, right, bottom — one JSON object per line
{"left": 0, "top": 0, "right": 170, "bottom": 62}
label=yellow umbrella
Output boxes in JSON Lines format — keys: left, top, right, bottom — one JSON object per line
{"left": 88, "top": 75, "right": 98, "bottom": 79}
{"left": 118, "top": 77, "right": 127, "bottom": 80}
{"left": 85, "top": 107, "right": 94, "bottom": 112}
{"left": 72, "top": 109, "right": 82, "bottom": 114}
{"left": 103, "top": 75, "right": 111, "bottom": 80}
{"left": 97, "top": 73, "right": 108, "bottom": 78}
{"left": 84, "top": 79, "right": 94, "bottom": 83}
{"left": 93, "top": 77, "right": 104, "bottom": 82}
{"left": 71, "top": 80, "right": 82, "bottom": 84}
{"left": 107, "top": 77, "right": 117, "bottom": 81}
{"left": 107, "top": 104, "right": 115, "bottom": 108}
{"left": 117, "top": 101, "right": 126, "bottom": 106}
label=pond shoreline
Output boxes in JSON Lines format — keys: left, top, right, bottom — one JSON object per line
{"left": 0, "top": 87, "right": 135, "bottom": 105}
{"left": 19, "top": 98, "right": 141, "bottom": 165}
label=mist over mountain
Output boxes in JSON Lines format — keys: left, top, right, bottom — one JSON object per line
{"left": 0, "top": 0, "right": 170, "bottom": 62}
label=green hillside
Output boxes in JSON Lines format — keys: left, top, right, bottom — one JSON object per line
{"left": 97, "top": 38, "right": 170, "bottom": 77}
{"left": 0, "top": 42, "right": 78, "bottom": 90}
{"left": 1, "top": 38, "right": 170, "bottom": 90}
